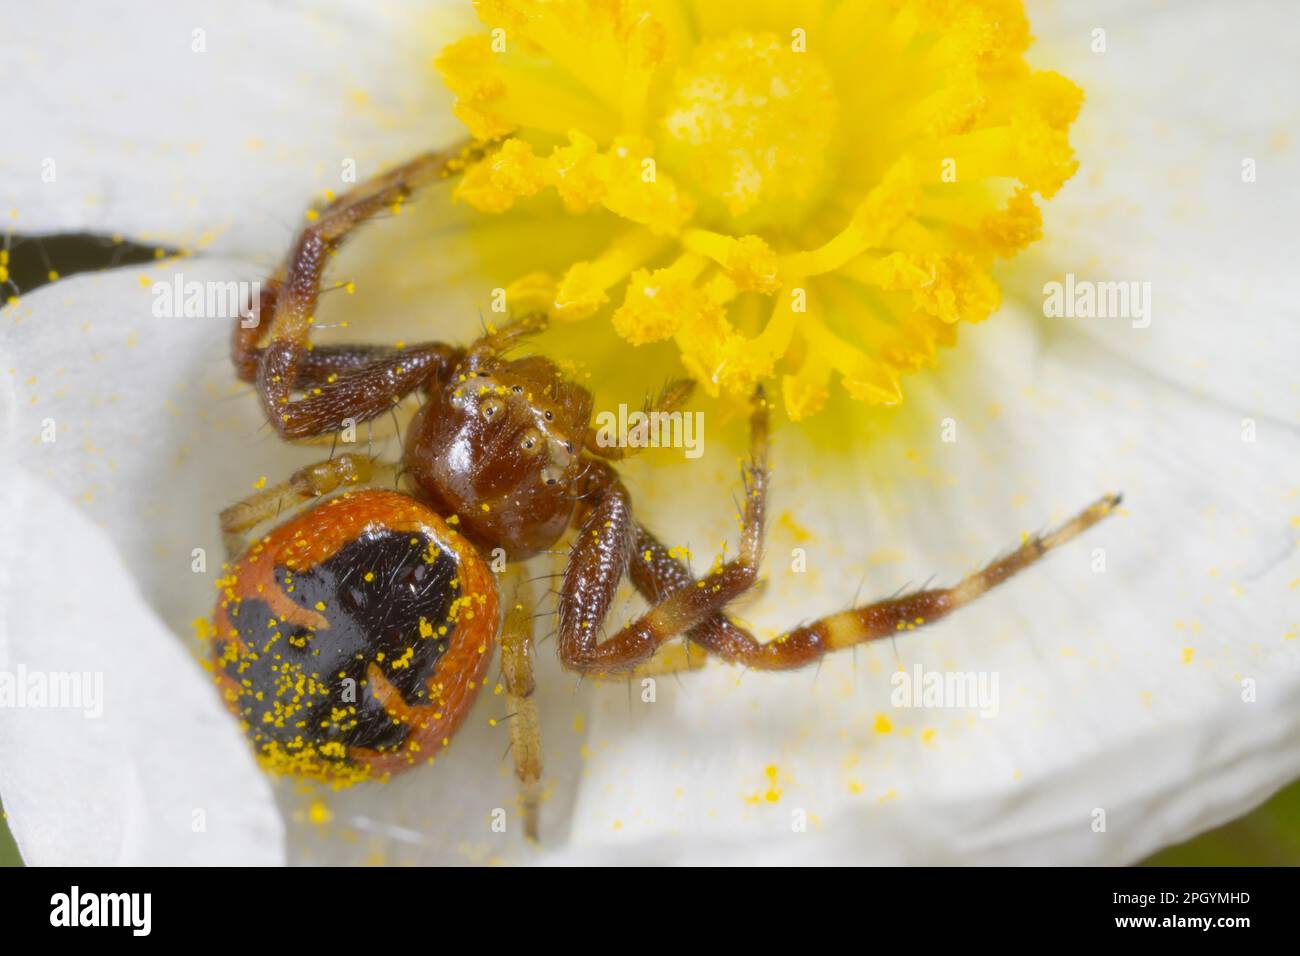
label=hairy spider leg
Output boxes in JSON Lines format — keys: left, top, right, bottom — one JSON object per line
{"left": 232, "top": 143, "right": 489, "bottom": 440}
{"left": 558, "top": 390, "right": 1120, "bottom": 673}
{"left": 218, "top": 453, "right": 384, "bottom": 556}
{"left": 498, "top": 564, "right": 544, "bottom": 841}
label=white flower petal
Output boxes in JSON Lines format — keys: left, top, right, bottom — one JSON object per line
{"left": 1021, "top": 0, "right": 1300, "bottom": 420}
{"left": 0, "top": 467, "right": 284, "bottom": 865}
{"left": 2, "top": 258, "right": 298, "bottom": 636}
{"left": 0, "top": 0, "right": 471, "bottom": 257}
{"left": 552, "top": 303, "right": 1300, "bottom": 863}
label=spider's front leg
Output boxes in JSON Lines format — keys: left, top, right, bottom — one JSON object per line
{"left": 233, "top": 143, "right": 489, "bottom": 440}
{"left": 632, "top": 494, "right": 1121, "bottom": 667}
{"left": 555, "top": 396, "right": 770, "bottom": 675}
{"left": 562, "top": 388, "right": 1121, "bottom": 672}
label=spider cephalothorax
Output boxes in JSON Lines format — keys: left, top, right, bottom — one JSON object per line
{"left": 211, "top": 142, "right": 1119, "bottom": 839}
{"left": 405, "top": 350, "right": 594, "bottom": 559}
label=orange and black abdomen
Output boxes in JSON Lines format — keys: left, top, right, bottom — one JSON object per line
{"left": 210, "top": 489, "right": 499, "bottom": 784}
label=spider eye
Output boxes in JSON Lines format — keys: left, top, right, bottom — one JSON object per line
{"left": 512, "top": 385, "right": 524, "bottom": 394}
{"left": 477, "top": 371, "right": 491, "bottom": 378}
{"left": 544, "top": 410, "right": 554, "bottom": 421}
{"left": 481, "top": 398, "right": 504, "bottom": 420}
{"left": 541, "top": 467, "right": 561, "bottom": 487}
{"left": 520, "top": 429, "right": 541, "bottom": 452}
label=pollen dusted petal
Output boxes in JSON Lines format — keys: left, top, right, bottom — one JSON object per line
{"left": 436, "top": 0, "right": 1081, "bottom": 417}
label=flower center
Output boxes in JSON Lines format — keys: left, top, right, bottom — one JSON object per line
{"left": 433, "top": 0, "right": 1081, "bottom": 421}
{"left": 658, "top": 32, "right": 838, "bottom": 232}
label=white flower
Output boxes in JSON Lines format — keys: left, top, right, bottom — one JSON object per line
{"left": 1, "top": 0, "right": 1297, "bottom": 865}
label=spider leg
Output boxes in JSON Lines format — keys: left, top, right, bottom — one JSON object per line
{"left": 467, "top": 309, "right": 551, "bottom": 358}
{"left": 585, "top": 641, "right": 710, "bottom": 682}
{"left": 554, "top": 465, "right": 637, "bottom": 674}
{"left": 583, "top": 378, "right": 696, "bottom": 461}
{"left": 554, "top": 394, "right": 769, "bottom": 675}
{"left": 218, "top": 452, "right": 388, "bottom": 557}
{"left": 628, "top": 525, "right": 757, "bottom": 661}
{"left": 627, "top": 641, "right": 709, "bottom": 678}
{"left": 562, "top": 388, "right": 1121, "bottom": 672}
{"left": 248, "top": 339, "right": 462, "bottom": 440}
{"left": 498, "top": 565, "right": 543, "bottom": 840}
{"left": 234, "top": 143, "right": 488, "bottom": 440}
{"left": 627, "top": 496, "right": 1120, "bottom": 668}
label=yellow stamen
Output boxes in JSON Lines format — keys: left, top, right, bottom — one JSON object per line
{"left": 435, "top": 0, "right": 1080, "bottom": 418}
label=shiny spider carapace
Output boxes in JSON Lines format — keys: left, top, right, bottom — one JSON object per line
{"left": 210, "top": 142, "right": 1119, "bottom": 839}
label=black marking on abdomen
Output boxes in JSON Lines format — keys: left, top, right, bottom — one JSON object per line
{"left": 220, "top": 529, "right": 460, "bottom": 759}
